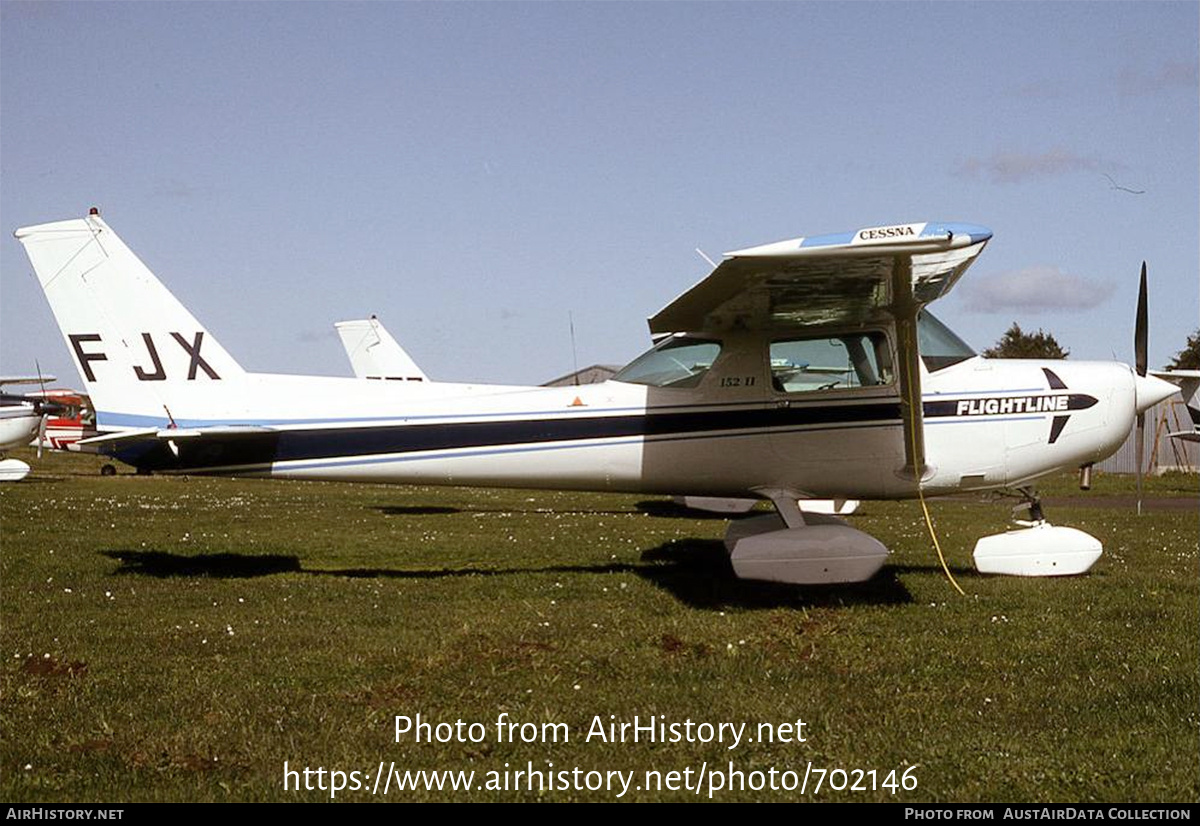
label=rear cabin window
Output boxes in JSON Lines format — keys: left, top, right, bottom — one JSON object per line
{"left": 614, "top": 337, "right": 722, "bottom": 389}
{"left": 769, "top": 332, "right": 893, "bottom": 394}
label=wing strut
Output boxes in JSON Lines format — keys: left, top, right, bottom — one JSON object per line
{"left": 891, "top": 255, "right": 928, "bottom": 481}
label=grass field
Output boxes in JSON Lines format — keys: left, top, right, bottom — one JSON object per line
{"left": 1, "top": 448, "right": 1196, "bottom": 802}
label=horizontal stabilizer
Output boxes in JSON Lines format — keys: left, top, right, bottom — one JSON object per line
{"left": 79, "top": 424, "right": 276, "bottom": 448}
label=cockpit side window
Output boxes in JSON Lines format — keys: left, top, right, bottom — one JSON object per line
{"left": 918, "top": 309, "right": 976, "bottom": 372}
{"left": 613, "top": 336, "right": 722, "bottom": 389}
{"left": 769, "top": 332, "right": 893, "bottom": 393}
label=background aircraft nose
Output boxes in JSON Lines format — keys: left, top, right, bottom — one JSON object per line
{"left": 1134, "top": 372, "right": 1179, "bottom": 414}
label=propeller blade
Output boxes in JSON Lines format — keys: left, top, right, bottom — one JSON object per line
{"left": 37, "top": 359, "right": 47, "bottom": 460}
{"left": 1135, "top": 261, "right": 1148, "bottom": 377}
{"left": 1135, "top": 411, "right": 1145, "bottom": 516}
{"left": 37, "top": 415, "right": 47, "bottom": 460}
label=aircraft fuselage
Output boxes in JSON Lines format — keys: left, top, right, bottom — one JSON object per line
{"left": 95, "top": 348, "right": 1138, "bottom": 502}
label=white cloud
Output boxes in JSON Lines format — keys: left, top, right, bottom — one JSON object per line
{"left": 1009, "top": 60, "right": 1198, "bottom": 100}
{"left": 959, "top": 266, "right": 1116, "bottom": 314}
{"left": 151, "top": 179, "right": 200, "bottom": 200}
{"left": 1008, "top": 80, "right": 1064, "bottom": 100}
{"left": 954, "top": 149, "right": 1105, "bottom": 184}
{"left": 1118, "top": 61, "right": 1199, "bottom": 96}
{"left": 296, "top": 328, "right": 337, "bottom": 343}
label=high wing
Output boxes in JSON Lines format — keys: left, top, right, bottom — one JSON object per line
{"left": 650, "top": 222, "right": 992, "bottom": 478}
{"left": 649, "top": 222, "right": 991, "bottom": 334}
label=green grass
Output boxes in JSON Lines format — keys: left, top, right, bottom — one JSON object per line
{"left": 1, "top": 449, "right": 1196, "bottom": 802}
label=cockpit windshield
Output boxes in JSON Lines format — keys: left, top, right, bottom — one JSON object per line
{"left": 613, "top": 313, "right": 971, "bottom": 387}
{"left": 918, "top": 310, "right": 976, "bottom": 372}
{"left": 613, "top": 336, "right": 721, "bottom": 388}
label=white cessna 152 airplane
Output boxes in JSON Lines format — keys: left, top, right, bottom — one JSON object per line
{"left": 15, "top": 210, "right": 1179, "bottom": 584}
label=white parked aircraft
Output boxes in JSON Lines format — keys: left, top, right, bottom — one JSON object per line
{"left": 0, "top": 375, "right": 59, "bottom": 481}
{"left": 334, "top": 316, "right": 428, "bottom": 384}
{"left": 1151, "top": 369, "right": 1200, "bottom": 443}
{"left": 15, "top": 211, "right": 1178, "bottom": 582}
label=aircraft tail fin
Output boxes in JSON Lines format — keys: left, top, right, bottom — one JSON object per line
{"left": 14, "top": 212, "right": 246, "bottom": 428}
{"left": 334, "top": 317, "right": 429, "bottom": 382}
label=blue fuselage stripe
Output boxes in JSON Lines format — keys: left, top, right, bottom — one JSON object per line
{"left": 112, "top": 402, "right": 905, "bottom": 472}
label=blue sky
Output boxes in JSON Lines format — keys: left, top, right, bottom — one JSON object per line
{"left": 2, "top": 1, "right": 1197, "bottom": 386}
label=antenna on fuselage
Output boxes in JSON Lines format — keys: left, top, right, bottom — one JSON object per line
{"left": 569, "top": 311, "right": 580, "bottom": 387}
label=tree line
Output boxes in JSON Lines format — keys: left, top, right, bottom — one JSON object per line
{"left": 981, "top": 323, "right": 1199, "bottom": 369}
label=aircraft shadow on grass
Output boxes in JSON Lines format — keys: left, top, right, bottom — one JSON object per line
{"left": 373, "top": 504, "right": 670, "bottom": 518}
{"left": 101, "top": 541, "right": 915, "bottom": 609}
{"left": 102, "top": 549, "right": 302, "bottom": 578}
{"left": 637, "top": 539, "right": 913, "bottom": 609}
{"left": 373, "top": 501, "right": 765, "bottom": 520}
{"left": 374, "top": 505, "right": 463, "bottom": 516}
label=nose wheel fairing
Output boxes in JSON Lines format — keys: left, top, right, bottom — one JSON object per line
{"left": 0, "top": 457, "right": 32, "bottom": 482}
{"left": 972, "top": 524, "right": 1103, "bottom": 577}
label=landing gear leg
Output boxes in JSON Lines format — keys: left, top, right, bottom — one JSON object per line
{"left": 1013, "top": 486, "right": 1045, "bottom": 526}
